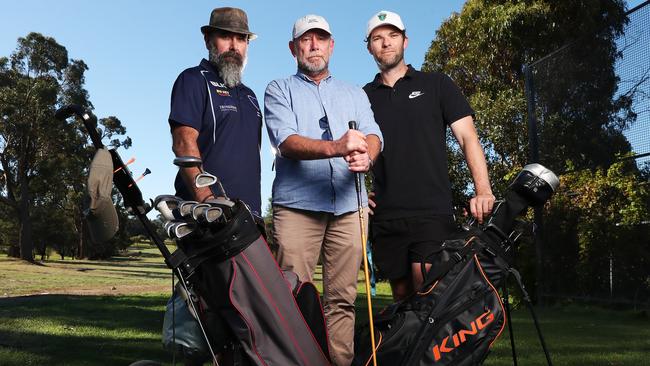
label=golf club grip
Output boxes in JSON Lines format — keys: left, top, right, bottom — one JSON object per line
{"left": 347, "top": 121, "right": 363, "bottom": 194}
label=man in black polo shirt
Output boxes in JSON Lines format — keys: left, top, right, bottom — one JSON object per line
{"left": 169, "top": 7, "right": 261, "bottom": 214}
{"left": 363, "top": 10, "right": 495, "bottom": 301}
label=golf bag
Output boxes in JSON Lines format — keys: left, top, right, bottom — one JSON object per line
{"left": 354, "top": 164, "right": 559, "bottom": 366}
{"left": 55, "top": 105, "right": 331, "bottom": 366}
{"left": 166, "top": 199, "right": 332, "bottom": 366}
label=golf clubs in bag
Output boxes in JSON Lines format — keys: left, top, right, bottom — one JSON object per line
{"left": 158, "top": 193, "right": 332, "bottom": 366}
{"left": 354, "top": 164, "right": 559, "bottom": 366}
{"left": 56, "top": 105, "right": 331, "bottom": 366}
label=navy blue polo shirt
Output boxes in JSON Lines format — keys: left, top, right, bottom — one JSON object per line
{"left": 169, "top": 59, "right": 262, "bottom": 214}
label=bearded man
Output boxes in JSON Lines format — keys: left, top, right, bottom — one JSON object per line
{"left": 264, "top": 14, "right": 383, "bottom": 366}
{"left": 169, "top": 7, "right": 261, "bottom": 214}
{"left": 363, "top": 10, "right": 495, "bottom": 301}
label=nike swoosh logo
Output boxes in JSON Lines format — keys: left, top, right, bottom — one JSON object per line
{"left": 409, "top": 91, "right": 424, "bottom": 99}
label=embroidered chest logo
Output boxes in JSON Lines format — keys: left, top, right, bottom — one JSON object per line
{"left": 210, "top": 80, "right": 226, "bottom": 88}
{"left": 219, "top": 105, "right": 238, "bottom": 113}
{"left": 216, "top": 89, "right": 230, "bottom": 97}
{"left": 409, "top": 91, "right": 424, "bottom": 99}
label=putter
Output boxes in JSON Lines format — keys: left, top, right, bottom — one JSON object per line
{"left": 349, "top": 120, "right": 378, "bottom": 366}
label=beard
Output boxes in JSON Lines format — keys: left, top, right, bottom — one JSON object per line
{"left": 208, "top": 44, "right": 246, "bottom": 88}
{"left": 297, "top": 55, "right": 329, "bottom": 75}
{"left": 374, "top": 48, "right": 404, "bottom": 71}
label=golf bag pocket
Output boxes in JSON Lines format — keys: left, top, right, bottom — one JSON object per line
{"left": 162, "top": 290, "right": 210, "bottom": 361}
{"left": 355, "top": 253, "right": 506, "bottom": 366}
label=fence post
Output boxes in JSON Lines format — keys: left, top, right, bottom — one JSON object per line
{"left": 523, "top": 64, "right": 546, "bottom": 306}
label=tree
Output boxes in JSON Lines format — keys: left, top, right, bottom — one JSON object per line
{"left": 0, "top": 33, "right": 130, "bottom": 261}
{"left": 422, "top": 0, "right": 643, "bottom": 301}
{"left": 423, "top": 0, "right": 631, "bottom": 194}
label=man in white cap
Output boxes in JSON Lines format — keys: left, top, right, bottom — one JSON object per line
{"left": 363, "top": 11, "right": 495, "bottom": 301}
{"left": 264, "top": 14, "right": 383, "bottom": 366}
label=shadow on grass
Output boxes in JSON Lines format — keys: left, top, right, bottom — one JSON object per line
{"left": 0, "top": 295, "right": 171, "bottom": 366}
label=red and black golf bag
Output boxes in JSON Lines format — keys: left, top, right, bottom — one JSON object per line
{"left": 354, "top": 164, "right": 558, "bottom": 366}
{"left": 167, "top": 199, "right": 332, "bottom": 366}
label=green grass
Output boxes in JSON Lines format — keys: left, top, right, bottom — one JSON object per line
{"left": 1, "top": 246, "right": 649, "bottom": 365}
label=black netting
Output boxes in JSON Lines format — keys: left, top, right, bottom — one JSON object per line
{"left": 525, "top": 2, "right": 650, "bottom": 307}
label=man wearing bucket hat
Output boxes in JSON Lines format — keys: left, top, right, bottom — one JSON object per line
{"left": 168, "top": 7, "right": 262, "bottom": 215}
{"left": 363, "top": 11, "right": 495, "bottom": 301}
{"left": 264, "top": 14, "right": 383, "bottom": 366}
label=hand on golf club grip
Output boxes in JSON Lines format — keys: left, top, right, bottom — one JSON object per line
{"left": 335, "top": 130, "right": 367, "bottom": 156}
{"left": 345, "top": 151, "right": 371, "bottom": 172}
{"left": 367, "top": 191, "right": 376, "bottom": 215}
{"left": 469, "top": 192, "right": 496, "bottom": 224}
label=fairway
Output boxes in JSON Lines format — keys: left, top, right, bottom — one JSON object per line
{"left": 1, "top": 244, "right": 648, "bottom": 365}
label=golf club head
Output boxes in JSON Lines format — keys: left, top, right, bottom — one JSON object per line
{"left": 173, "top": 156, "right": 203, "bottom": 169}
{"left": 167, "top": 221, "right": 197, "bottom": 239}
{"left": 164, "top": 221, "right": 176, "bottom": 238}
{"left": 177, "top": 201, "right": 198, "bottom": 218}
{"left": 203, "top": 206, "right": 224, "bottom": 224}
{"left": 195, "top": 172, "right": 218, "bottom": 188}
{"left": 154, "top": 195, "right": 182, "bottom": 221}
{"left": 204, "top": 197, "right": 236, "bottom": 219}
{"left": 190, "top": 203, "right": 212, "bottom": 222}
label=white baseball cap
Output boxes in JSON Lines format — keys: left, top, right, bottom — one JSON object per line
{"left": 292, "top": 14, "right": 332, "bottom": 39}
{"left": 366, "top": 10, "right": 405, "bottom": 40}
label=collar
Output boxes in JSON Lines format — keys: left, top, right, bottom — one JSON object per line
{"left": 369, "top": 64, "right": 416, "bottom": 89}
{"left": 295, "top": 70, "right": 333, "bottom": 84}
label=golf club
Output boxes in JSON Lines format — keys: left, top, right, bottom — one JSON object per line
{"left": 190, "top": 203, "right": 212, "bottom": 222}
{"left": 178, "top": 201, "right": 198, "bottom": 218}
{"left": 173, "top": 156, "right": 228, "bottom": 199}
{"left": 154, "top": 195, "right": 182, "bottom": 221}
{"left": 203, "top": 206, "right": 224, "bottom": 224}
{"left": 348, "top": 120, "right": 377, "bottom": 366}
{"left": 167, "top": 221, "right": 196, "bottom": 239}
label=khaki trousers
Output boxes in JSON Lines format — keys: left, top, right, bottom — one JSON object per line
{"left": 273, "top": 205, "right": 366, "bottom": 366}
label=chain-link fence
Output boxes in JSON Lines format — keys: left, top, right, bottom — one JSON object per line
{"left": 524, "top": 1, "right": 650, "bottom": 308}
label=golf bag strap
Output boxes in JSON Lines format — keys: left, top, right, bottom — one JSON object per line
{"left": 420, "top": 236, "right": 477, "bottom": 289}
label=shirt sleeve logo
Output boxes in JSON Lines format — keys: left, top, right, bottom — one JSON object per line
{"left": 408, "top": 91, "right": 424, "bottom": 99}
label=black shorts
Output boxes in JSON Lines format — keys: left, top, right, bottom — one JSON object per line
{"left": 370, "top": 215, "right": 457, "bottom": 280}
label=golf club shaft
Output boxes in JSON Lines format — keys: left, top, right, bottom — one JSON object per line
{"left": 349, "top": 121, "right": 378, "bottom": 366}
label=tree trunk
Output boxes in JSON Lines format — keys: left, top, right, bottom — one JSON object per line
{"left": 18, "top": 195, "right": 34, "bottom": 262}
{"left": 77, "top": 214, "right": 84, "bottom": 259}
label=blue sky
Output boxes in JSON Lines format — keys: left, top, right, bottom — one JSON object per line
{"left": 1, "top": 0, "right": 644, "bottom": 216}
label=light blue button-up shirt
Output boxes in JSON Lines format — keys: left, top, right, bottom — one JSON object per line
{"left": 264, "top": 72, "right": 383, "bottom": 215}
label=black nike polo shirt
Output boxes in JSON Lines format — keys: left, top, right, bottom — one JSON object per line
{"left": 363, "top": 65, "right": 474, "bottom": 220}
